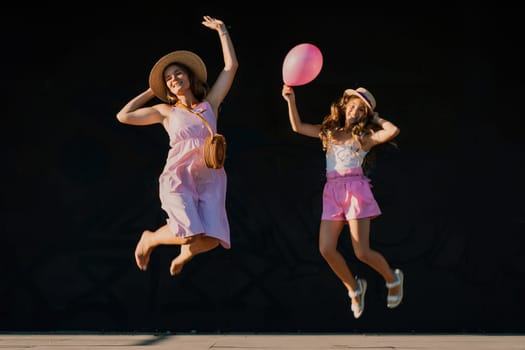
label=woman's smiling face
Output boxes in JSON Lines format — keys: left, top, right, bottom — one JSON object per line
{"left": 164, "top": 64, "right": 190, "bottom": 94}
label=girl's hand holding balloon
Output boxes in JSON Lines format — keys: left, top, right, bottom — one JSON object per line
{"left": 282, "top": 84, "right": 295, "bottom": 102}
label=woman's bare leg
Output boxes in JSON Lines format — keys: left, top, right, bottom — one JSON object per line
{"left": 135, "top": 224, "right": 192, "bottom": 271}
{"left": 169, "top": 235, "right": 220, "bottom": 275}
{"left": 348, "top": 218, "right": 400, "bottom": 297}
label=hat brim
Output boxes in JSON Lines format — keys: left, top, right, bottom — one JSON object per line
{"left": 344, "top": 89, "right": 375, "bottom": 111}
{"left": 149, "top": 50, "right": 207, "bottom": 102}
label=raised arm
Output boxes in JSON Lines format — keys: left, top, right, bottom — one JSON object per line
{"left": 116, "top": 88, "right": 168, "bottom": 126}
{"left": 281, "top": 84, "right": 321, "bottom": 138}
{"left": 201, "top": 15, "right": 239, "bottom": 115}
{"left": 367, "top": 112, "right": 400, "bottom": 146}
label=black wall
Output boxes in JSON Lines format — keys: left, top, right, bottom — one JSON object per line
{"left": 2, "top": 4, "right": 524, "bottom": 332}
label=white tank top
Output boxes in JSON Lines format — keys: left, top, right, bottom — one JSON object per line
{"left": 326, "top": 143, "right": 368, "bottom": 172}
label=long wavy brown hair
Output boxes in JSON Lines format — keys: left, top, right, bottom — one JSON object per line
{"left": 319, "top": 94, "right": 397, "bottom": 172}
{"left": 319, "top": 94, "right": 377, "bottom": 151}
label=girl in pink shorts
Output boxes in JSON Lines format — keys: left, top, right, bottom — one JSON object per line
{"left": 282, "top": 85, "right": 404, "bottom": 319}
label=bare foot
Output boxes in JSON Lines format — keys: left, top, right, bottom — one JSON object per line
{"left": 169, "top": 236, "right": 220, "bottom": 276}
{"left": 170, "top": 244, "right": 192, "bottom": 276}
{"left": 135, "top": 230, "right": 154, "bottom": 271}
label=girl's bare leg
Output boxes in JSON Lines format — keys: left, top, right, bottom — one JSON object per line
{"left": 170, "top": 235, "right": 220, "bottom": 276}
{"left": 348, "top": 218, "right": 400, "bottom": 298}
{"left": 135, "top": 224, "right": 191, "bottom": 271}
{"left": 319, "top": 220, "right": 360, "bottom": 297}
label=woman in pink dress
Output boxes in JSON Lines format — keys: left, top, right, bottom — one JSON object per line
{"left": 116, "top": 15, "right": 238, "bottom": 276}
{"left": 282, "top": 85, "right": 404, "bottom": 319}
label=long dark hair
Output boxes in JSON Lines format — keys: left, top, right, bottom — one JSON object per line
{"left": 165, "top": 62, "right": 210, "bottom": 105}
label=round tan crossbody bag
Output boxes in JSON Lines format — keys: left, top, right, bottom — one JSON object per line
{"left": 176, "top": 102, "right": 227, "bottom": 169}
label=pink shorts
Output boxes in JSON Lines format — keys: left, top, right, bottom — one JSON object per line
{"left": 321, "top": 168, "right": 381, "bottom": 221}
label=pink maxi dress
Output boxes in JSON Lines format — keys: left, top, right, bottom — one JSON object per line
{"left": 158, "top": 100, "right": 230, "bottom": 249}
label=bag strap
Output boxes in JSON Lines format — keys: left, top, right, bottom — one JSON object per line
{"left": 175, "top": 102, "right": 214, "bottom": 136}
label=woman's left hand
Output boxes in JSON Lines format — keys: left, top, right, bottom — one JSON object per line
{"left": 202, "top": 15, "right": 225, "bottom": 32}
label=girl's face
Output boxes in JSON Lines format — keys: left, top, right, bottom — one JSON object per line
{"left": 164, "top": 64, "right": 190, "bottom": 94}
{"left": 344, "top": 97, "right": 367, "bottom": 123}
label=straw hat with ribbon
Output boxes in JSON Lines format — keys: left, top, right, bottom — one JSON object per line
{"left": 148, "top": 50, "right": 207, "bottom": 102}
{"left": 344, "top": 87, "right": 376, "bottom": 111}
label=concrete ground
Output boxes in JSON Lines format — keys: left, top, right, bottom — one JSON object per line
{"left": 0, "top": 332, "right": 524, "bottom": 349}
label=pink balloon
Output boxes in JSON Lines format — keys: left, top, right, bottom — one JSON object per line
{"left": 282, "top": 43, "right": 323, "bottom": 86}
